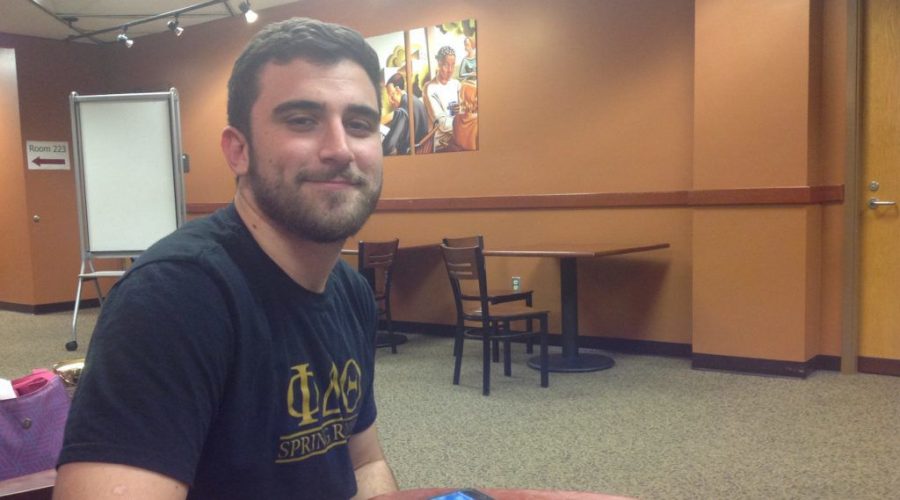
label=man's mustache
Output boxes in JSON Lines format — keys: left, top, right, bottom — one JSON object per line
{"left": 294, "top": 168, "right": 367, "bottom": 186}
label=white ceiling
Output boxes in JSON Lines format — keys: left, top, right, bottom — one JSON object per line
{"left": 0, "top": 0, "right": 298, "bottom": 44}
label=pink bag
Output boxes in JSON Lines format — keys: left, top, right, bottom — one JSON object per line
{"left": 0, "top": 369, "right": 71, "bottom": 481}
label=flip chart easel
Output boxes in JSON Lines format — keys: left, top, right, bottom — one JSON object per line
{"left": 67, "top": 89, "right": 186, "bottom": 350}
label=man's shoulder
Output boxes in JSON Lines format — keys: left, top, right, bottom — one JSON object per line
{"left": 329, "top": 259, "right": 374, "bottom": 310}
{"left": 137, "top": 205, "right": 244, "bottom": 267}
{"left": 331, "top": 258, "right": 367, "bottom": 290}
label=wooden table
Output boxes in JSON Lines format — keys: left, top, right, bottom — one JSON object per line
{"left": 0, "top": 469, "right": 54, "bottom": 500}
{"left": 372, "top": 487, "right": 633, "bottom": 499}
{"left": 483, "top": 243, "right": 670, "bottom": 373}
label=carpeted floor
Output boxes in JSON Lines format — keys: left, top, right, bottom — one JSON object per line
{"left": 2, "top": 309, "right": 899, "bottom": 499}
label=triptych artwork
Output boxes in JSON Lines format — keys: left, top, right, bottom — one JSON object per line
{"left": 367, "top": 19, "right": 478, "bottom": 156}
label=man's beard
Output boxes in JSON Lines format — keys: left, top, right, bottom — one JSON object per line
{"left": 247, "top": 155, "right": 381, "bottom": 243}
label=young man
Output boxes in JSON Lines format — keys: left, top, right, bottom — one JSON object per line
{"left": 54, "top": 18, "right": 398, "bottom": 500}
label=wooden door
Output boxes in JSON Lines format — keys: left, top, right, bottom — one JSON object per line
{"left": 859, "top": 0, "right": 900, "bottom": 363}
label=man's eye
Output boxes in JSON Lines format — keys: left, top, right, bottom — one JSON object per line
{"left": 346, "top": 119, "right": 377, "bottom": 135}
{"left": 286, "top": 116, "right": 316, "bottom": 128}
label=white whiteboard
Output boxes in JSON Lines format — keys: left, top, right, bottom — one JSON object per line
{"left": 70, "top": 90, "right": 185, "bottom": 256}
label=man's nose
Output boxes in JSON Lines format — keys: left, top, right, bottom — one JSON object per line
{"left": 319, "top": 119, "right": 353, "bottom": 165}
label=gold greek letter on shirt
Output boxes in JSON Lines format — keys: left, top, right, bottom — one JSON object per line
{"left": 320, "top": 363, "right": 342, "bottom": 417}
{"left": 341, "top": 359, "right": 362, "bottom": 413}
{"left": 286, "top": 364, "right": 320, "bottom": 426}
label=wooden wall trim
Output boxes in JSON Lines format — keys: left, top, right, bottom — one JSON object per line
{"left": 187, "top": 185, "right": 844, "bottom": 214}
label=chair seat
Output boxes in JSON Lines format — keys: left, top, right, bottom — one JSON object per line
{"left": 465, "top": 302, "right": 549, "bottom": 321}
{"left": 462, "top": 289, "right": 533, "bottom": 304}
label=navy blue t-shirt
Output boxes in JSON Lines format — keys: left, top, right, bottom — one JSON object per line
{"left": 59, "top": 204, "right": 378, "bottom": 499}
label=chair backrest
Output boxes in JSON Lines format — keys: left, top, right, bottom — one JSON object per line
{"left": 358, "top": 239, "right": 400, "bottom": 304}
{"left": 442, "top": 235, "right": 485, "bottom": 249}
{"left": 439, "top": 244, "right": 491, "bottom": 321}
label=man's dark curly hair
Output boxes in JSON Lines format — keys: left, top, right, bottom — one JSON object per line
{"left": 227, "top": 17, "right": 381, "bottom": 138}
{"left": 435, "top": 45, "right": 455, "bottom": 62}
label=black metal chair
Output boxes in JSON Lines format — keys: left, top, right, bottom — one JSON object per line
{"left": 440, "top": 243, "right": 549, "bottom": 395}
{"left": 358, "top": 239, "right": 404, "bottom": 353}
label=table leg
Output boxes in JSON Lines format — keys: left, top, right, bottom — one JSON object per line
{"left": 527, "top": 257, "right": 614, "bottom": 372}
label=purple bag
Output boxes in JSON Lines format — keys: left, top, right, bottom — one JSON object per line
{"left": 0, "top": 370, "right": 71, "bottom": 481}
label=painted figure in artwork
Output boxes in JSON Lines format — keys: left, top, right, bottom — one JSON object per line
{"left": 382, "top": 72, "right": 429, "bottom": 155}
{"left": 458, "top": 36, "right": 477, "bottom": 81}
{"left": 449, "top": 79, "right": 477, "bottom": 151}
{"left": 424, "top": 46, "right": 462, "bottom": 152}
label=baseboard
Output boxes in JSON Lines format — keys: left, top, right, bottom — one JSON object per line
{"left": 0, "top": 299, "right": 100, "bottom": 315}
{"left": 813, "top": 355, "right": 841, "bottom": 372}
{"left": 391, "top": 321, "right": 692, "bottom": 356}
{"left": 390, "top": 321, "right": 900, "bottom": 377}
{"left": 391, "top": 321, "right": 456, "bottom": 338}
{"left": 691, "top": 355, "right": 899, "bottom": 377}
{"left": 579, "top": 336, "right": 692, "bottom": 358}
{"left": 691, "top": 353, "right": 815, "bottom": 378}
{"left": 858, "top": 356, "right": 900, "bottom": 377}
{"left": 0, "top": 301, "right": 37, "bottom": 314}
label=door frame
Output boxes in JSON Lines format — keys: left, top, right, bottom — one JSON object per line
{"left": 842, "top": 0, "right": 860, "bottom": 374}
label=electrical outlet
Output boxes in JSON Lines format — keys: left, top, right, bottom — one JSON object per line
{"left": 511, "top": 276, "right": 521, "bottom": 291}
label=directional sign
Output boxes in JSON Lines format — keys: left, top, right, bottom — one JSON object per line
{"left": 26, "top": 140, "right": 70, "bottom": 170}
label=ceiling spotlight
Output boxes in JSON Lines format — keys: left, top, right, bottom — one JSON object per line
{"left": 116, "top": 29, "right": 134, "bottom": 48}
{"left": 239, "top": 1, "right": 258, "bottom": 23}
{"left": 167, "top": 18, "right": 184, "bottom": 36}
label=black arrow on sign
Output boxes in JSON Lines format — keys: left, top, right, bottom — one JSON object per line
{"left": 32, "top": 157, "right": 66, "bottom": 166}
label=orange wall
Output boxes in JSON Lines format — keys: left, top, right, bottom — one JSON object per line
{"left": 17, "top": 38, "right": 112, "bottom": 304}
{"left": 0, "top": 47, "right": 34, "bottom": 304}
{"left": 692, "top": 207, "right": 820, "bottom": 360}
{"left": 0, "top": 34, "right": 113, "bottom": 306}
{"left": 0, "top": 1, "right": 852, "bottom": 362}
{"left": 691, "top": 0, "right": 847, "bottom": 362}
{"left": 104, "top": 0, "right": 695, "bottom": 203}
{"left": 694, "top": 0, "right": 812, "bottom": 189}
{"left": 98, "top": 0, "right": 696, "bottom": 342}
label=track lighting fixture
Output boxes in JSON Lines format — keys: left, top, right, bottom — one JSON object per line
{"left": 67, "top": 0, "right": 227, "bottom": 44}
{"left": 239, "top": 1, "right": 258, "bottom": 23}
{"left": 167, "top": 17, "right": 184, "bottom": 36}
{"left": 116, "top": 28, "right": 134, "bottom": 48}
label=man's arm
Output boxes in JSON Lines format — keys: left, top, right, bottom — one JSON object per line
{"left": 349, "top": 424, "right": 398, "bottom": 500}
{"left": 53, "top": 463, "right": 188, "bottom": 500}
{"left": 426, "top": 85, "right": 454, "bottom": 133}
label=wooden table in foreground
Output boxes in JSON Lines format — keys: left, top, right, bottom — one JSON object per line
{"left": 0, "top": 469, "right": 54, "bottom": 500}
{"left": 483, "top": 243, "right": 670, "bottom": 373}
{"left": 372, "top": 487, "right": 633, "bottom": 500}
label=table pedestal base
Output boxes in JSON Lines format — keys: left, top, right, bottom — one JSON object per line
{"left": 527, "top": 352, "right": 615, "bottom": 373}
{"left": 375, "top": 332, "right": 408, "bottom": 349}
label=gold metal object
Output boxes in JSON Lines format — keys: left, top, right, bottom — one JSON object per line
{"left": 53, "top": 358, "right": 85, "bottom": 387}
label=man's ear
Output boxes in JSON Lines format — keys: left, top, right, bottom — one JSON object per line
{"left": 221, "top": 126, "right": 250, "bottom": 177}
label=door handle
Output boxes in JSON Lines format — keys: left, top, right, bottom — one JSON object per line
{"left": 868, "top": 197, "right": 897, "bottom": 209}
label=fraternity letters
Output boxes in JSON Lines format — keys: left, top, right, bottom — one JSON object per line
{"left": 277, "top": 359, "right": 363, "bottom": 463}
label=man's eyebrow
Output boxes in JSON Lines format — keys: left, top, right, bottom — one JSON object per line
{"left": 345, "top": 104, "right": 381, "bottom": 123}
{"left": 272, "top": 100, "right": 323, "bottom": 117}
{"left": 271, "top": 101, "right": 380, "bottom": 123}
